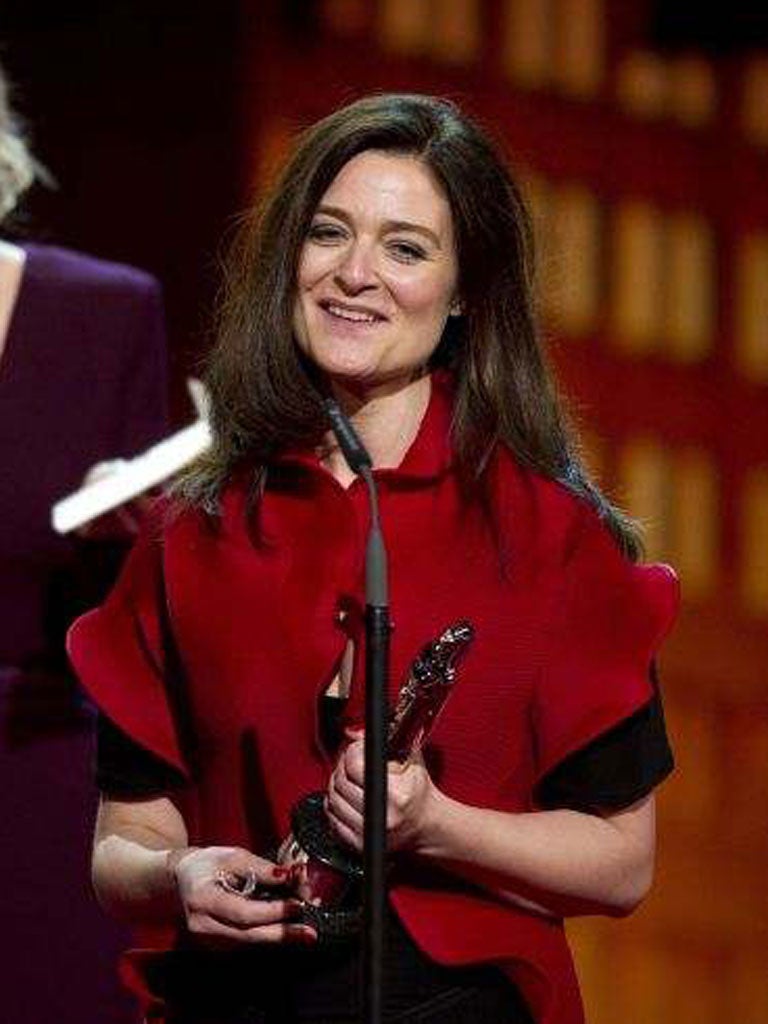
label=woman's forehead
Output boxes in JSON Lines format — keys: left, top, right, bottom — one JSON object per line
{"left": 317, "top": 150, "right": 452, "bottom": 233}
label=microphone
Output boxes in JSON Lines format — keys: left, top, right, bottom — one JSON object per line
{"left": 323, "top": 398, "right": 386, "bottom": 607}
{"left": 322, "top": 397, "right": 372, "bottom": 474}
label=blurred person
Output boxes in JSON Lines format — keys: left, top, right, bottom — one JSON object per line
{"left": 0, "top": 62, "right": 168, "bottom": 1024}
{"left": 70, "top": 94, "right": 678, "bottom": 1024}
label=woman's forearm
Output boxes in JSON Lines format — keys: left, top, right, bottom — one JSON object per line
{"left": 413, "top": 790, "right": 656, "bottom": 919}
{"left": 91, "top": 796, "right": 190, "bottom": 924}
{"left": 92, "top": 833, "right": 191, "bottom": 924}
{"left": 327, "top": 740, "right": 657, "bottom": 919}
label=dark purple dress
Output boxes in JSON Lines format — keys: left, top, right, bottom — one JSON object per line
{"left": 0, "top": 243, "right": 167, "bottom": 1024}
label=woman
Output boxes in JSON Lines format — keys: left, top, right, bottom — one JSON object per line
{"left": 0, "top": 62, "right": 168, "bottom": 1024}
{"left": 69, "top": 94, "right": 678, "bottom": 1024}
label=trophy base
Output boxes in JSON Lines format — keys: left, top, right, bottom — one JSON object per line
{"left": 290, "top": 792, "right": 364, "bottom": 878}
{"left": 297, "top": 902, "right": 362, "bottom": 943}
{"left": 280, "top": 792, "right": 364, "bottom": 944}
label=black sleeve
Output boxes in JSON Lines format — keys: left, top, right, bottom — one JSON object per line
{"left": 96, "top": 712, "right": 187, "bottom": 797}
{"left": 535, "top": 667, "right": 674, "bottom": 812}
{"left": 98, "top": 679, "right": 674, "bottom": 808}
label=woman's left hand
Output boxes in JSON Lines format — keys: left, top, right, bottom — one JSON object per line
{"left": 325, "top": 734, "right": 441, "bottom": 854}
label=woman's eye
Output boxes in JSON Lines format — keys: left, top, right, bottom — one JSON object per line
{"left": 307, "top": 222, "right": 345, "bottom": 243}
{"left": 388, "top": 241, "right": 427, "bottom": 262}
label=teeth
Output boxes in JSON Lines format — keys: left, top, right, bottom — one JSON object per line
{"left": 326, "top": 303, "right": 378, "bottom": 323}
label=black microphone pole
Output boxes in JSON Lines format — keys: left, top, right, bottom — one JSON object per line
{"left": 323, "top": 399, "right": 389, "bottom": 1024}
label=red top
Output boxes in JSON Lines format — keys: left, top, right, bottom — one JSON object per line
{"left": 68, "top": 373, "right": 679, "bottom": 1024}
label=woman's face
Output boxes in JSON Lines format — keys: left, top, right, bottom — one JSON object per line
{"left": 292, "top": 150, "right": 459, "bottom": 396}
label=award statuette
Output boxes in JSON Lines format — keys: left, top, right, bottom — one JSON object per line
{"left": 278, "top": 620, "right": 475, "bottom": 941}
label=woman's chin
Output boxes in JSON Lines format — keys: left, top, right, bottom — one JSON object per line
{"left": 327, "top": 363, "right": 420, "bottom": 396}
{"left": 315, "top": 356, "right": 384, "bottom": 391}
{"left": 302, "top": 346, "right": 420, "bottom": 399}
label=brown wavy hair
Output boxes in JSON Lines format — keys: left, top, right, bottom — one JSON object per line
{"left": 181, "top": 93, "right": 640, "bottom": 558}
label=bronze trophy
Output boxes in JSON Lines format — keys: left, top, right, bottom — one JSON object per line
{"left": 277, "top": 620, "right": 475, "bottom": 942}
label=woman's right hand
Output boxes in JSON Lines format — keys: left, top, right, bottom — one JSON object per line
{"left": 169, "top": 846, "right": 317, "bottom": 947}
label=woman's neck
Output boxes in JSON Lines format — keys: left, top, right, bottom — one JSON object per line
{"left": 320, "top": 374, "right": 431, "bottom": 488}
{"left": 0, "top": 240, "right": 26, "bottom": 368}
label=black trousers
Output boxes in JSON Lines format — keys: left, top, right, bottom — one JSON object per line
{"left": 152, "top": 911, "right": 533, "bottom": 1024}
{"left": 165, "top": 976, "right": 528, "bottom": 1024}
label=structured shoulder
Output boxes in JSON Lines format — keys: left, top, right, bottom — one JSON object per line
{"left": 153, "top": 486, "right": 248, "bottom": 560}
{"left": 492, "top": 448, "right": 595, "bottom": 570}
{"left": 149, "top": 492, "right": 206, "bottom": 543}
{"left": 23, "top": 241, "right": 161, "bottom": 300}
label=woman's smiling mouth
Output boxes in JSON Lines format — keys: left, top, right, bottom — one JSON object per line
{"left": 319, "top": 299, "right": 387, "bottom": 325}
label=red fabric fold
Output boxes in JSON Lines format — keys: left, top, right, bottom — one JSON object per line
{"left": 533, "top": 512, "right": 679, "bottom": 785}
{"left": 67, "top": 510, "right": 189, "bottom": 777}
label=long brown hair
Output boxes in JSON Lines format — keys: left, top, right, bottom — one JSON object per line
{"left": 181, "top": 93, "right": 640, "bottom": 559}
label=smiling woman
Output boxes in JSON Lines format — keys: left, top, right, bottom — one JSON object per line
{"left": 293, "top": 150, "right": 460, "bottom": 392}
{"left": 68, "top": 94, "right": 679, "bottom": 1024}
{"left": 292, "top": 150, "right": 461, "bottom": 480}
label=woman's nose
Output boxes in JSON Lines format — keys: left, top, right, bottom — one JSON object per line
{"left": 334, "top": 241, "right": 378, "bottom": 293}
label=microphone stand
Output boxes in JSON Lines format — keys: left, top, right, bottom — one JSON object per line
{"left": 360, "top": 464, "right": 389, "bottom": 1024}
{"left": 323, "top": 400, "right": 390, "bottom": 1024}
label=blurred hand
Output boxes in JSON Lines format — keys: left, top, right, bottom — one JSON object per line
{"left": 74, "top": 459, "right": 153, "bottom": 541}
{"left": 168, "top": 845, "right": 317, "bottom": 947}
{"left": 325, "top": 734, "right": 439, "bottom": 855}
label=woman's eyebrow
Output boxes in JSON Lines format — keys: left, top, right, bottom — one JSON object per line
{"left": 384, "top": 220, "right": 441, "bottom": 248}
{"left": 314, "top": 205, "right": 442, "bottom": 248}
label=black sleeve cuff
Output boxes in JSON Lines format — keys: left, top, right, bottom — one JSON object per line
{"left": 535, "top": 667, "right": 674, "bottom": 812}
{"left": 96, "top": 712, "right": 187, "bottom": 797}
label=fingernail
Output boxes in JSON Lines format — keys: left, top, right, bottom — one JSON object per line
{"left": 272, "top": 865, "right": 289, "bottom": 878}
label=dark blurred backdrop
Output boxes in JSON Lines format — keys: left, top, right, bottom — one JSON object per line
{"left": 0, "top": 1, "right": 244, "bottom": 413}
